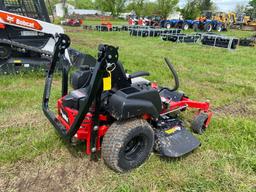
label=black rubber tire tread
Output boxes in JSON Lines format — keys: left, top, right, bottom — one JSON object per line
{"left": 216, "top": 23, "right": 223, "bottom": 32}
{"left": 204, "top": 23, "right": 213, "bottom": 32}
{"left": 193, "top": 23, "right": 199, "bottom": 32}
{"left": 0, "top": 44, "right": 12, "bottom": 60}
{"left": 182, "top": 22, "right": 189, "bottom": 30}
{"left": 102, "top": 118, "right": 154, "bottom": 173}
{"left": 165, "top": 22, "right": 172, "bottom": 29}
{"left": 191, "top": 113, "right": 208, "bottom": 135}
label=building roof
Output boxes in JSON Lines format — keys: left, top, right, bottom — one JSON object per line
{"left": 68, "top": 9, "right": 101, "bottom": 15}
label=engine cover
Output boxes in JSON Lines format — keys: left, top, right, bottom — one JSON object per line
{"left": 107, "top": 85, "right": 162, "bottom": 120}
{"left": 62, "top": 88, "right": 88, "bottom": 110}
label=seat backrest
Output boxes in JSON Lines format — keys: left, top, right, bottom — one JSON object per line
{"left": 111, "top": 61, "right": 131, "bottom": 90}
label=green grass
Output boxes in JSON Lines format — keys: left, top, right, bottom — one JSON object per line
{"left": 0, "top": 28, "right": 255, "bottom": 192}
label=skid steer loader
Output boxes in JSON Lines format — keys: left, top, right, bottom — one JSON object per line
{"left": 0, "top": 0, "right": 72, "bottom": 74}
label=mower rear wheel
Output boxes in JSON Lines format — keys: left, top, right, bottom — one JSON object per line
{"left": 102, "top": 118, "right": 154, "bottom": 173}
{"left": 191, "top": 112, "right": 208, "bottom": 135}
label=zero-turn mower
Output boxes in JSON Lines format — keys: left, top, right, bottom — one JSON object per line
{"left": 61, "top": 18, "right": 83, "bottom": 27}
{"left": 43, "top": 34, "right": 213, "bottom": 172}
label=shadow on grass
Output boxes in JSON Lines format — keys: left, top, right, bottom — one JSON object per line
{"left": 158, "top": 148, "right": 199, "bottom": 163}
{"left": 55, "top": 133, "right": 91, "bottom": 159}
{"left": 57, "top": 135, "right": 103, "bottom": 162}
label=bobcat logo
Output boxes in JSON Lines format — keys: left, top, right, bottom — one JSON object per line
{"left": 6, "top": 15, "right": 14, "bottom": 22}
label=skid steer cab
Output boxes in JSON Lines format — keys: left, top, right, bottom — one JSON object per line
{"left": 43, "top": 34, "right": 213, "bottom": 173}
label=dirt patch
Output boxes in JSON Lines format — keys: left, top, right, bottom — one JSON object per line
{"left": 213, "top": 97, "right": 256, "bottom": 118}
{"left": 0, "top": 149, "right": 108, "bottom": 192}
{"left": 65, "top": 29, "right": 84, "bottom": 33}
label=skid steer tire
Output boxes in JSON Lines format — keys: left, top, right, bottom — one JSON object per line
{"left": 102, "top": 118, "right": 154, "bottom": 173}
{"left": 0, "top": 44, "right": 12, "bottom": 60}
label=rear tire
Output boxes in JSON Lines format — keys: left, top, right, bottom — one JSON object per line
{"left": 193, "top": 23, "right": 199, "bottom": 32}
{"left": 102, "top": 118, "right": 154, "bottom": 173}
{"left": 165, "top": 22, "right": 172, "bottom": 29}
{"left": 216, "top": 23, "right": 223, "bottom": 32}
{"left": 204, "top": 23, "right": 213, "bottom": 32}
{"left": 182, "top": 22, "right": 189, "bottom": 30}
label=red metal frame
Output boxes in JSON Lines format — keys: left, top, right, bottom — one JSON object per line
{"left": 128, "top": 18, "right": 134, "bottom": 25}
{"left": 160, "top": 96, "right": 212, "bottom": 128}
{"left": 57, "top": 99, "right": 109, "bottom": 155}
{"left": 138, "top": 19, "right": 143, "bottom": 26}
{"left": 0, "top": 23, "right": 5, "bottom": 29}
{"left": 167, "top": 97, "right": 210, "bottom": 111}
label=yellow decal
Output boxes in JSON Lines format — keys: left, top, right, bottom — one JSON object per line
{"left": 103, "top": 71, "right": 112, "bottom": 91}
{"left": 165, "top": 126, "right": 180, "bottom": 135}
{"left": 14, "top": 60, "right": 22, "bottom": 63}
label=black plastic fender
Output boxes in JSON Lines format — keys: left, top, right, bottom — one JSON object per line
{"left": 107, "top": 85, "right": 162, "bottom": 120}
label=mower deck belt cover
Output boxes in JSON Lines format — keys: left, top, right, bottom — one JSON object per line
{"left": 155, "top": 119, "right": 200, "bottom": 157}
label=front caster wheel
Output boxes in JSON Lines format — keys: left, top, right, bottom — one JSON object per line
{"left": 191, "top": 112, "right": 209, "bottom": 135}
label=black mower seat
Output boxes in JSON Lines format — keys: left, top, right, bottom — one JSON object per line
{"left": 159, "top": 88, "right": 184, "bottom": 102}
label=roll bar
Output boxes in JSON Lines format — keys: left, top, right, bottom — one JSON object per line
{"left": 42, "top": 33, "right": 118, "bottom": 142}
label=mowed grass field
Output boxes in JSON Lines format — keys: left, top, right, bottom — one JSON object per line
{"left": 0, "top": 24, "right": 255, "bottom": 192}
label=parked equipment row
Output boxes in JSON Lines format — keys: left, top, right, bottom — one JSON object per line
{"left": 162, "top": 33, "right": 256, "bottom": 50}
{"left": 130, "top": 28, "right": 182, "bottom": 37}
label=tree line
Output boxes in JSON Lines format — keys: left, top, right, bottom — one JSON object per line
{"left": 65, "top": 0, "right": 179, "bottom": 18}
{"left": 48, "top": 0, "right": 256, "bottom": 19}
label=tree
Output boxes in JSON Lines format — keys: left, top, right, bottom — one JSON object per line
{"left": 94, "top": 0, "right": 127, "bottom": 16}
{"left": 75, "top": 0, "right": 94, "bottom": 9}
{"left": 198, "top": 0, "right": 213, "bottom": 12}
{"left": 46, "top": 0, "right": 60, "bottom": 14}
{"left": 245, "top": 0, "right": 256, "bottom": 18}
{"left": 157, "top": 0, "right": 179, "bottom": 19}
{"left": 126, "top": 0, "right": 145, "bottom": 16}
{"left": 180, "top": 0, "right": 200, "bottom": 20}
{"left": 142, "top": 2, "right": 158, "bottom": 16}
{"left": 235, "top": 4, "right": 245, "bottom": 13}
